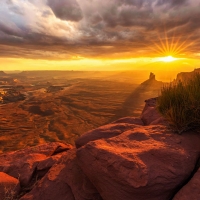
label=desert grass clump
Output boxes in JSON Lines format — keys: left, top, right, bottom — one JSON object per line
{"left": 157, "top": 73, "right": 200, "bottom": 134}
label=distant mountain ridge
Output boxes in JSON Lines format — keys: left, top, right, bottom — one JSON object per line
{"left": 0, "top": 71, "right": 6, "bottom": 76}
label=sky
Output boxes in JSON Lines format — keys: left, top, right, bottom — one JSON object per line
{"left": 0, "top": 0, "right": 200, "bottom": 72}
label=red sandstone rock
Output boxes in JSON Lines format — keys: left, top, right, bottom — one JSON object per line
{"left": 112, "top": 117, "right": 144, "bottom": 125}
{"left": 36, "top": 154, "right": 62, "bottom": 180}
{"left": 75, "top": 123, "right": 136, "bottom": 148}
{"left": 173, "top": 168, "right": 200, "bottom": 200}
{"left": 141, "top": 106, "right": 163, "bottom": 125}
{"left": 141, "top": 98, "right": 167, "bottom": 125}
{"left": 77, "top": 125, "right": 200, "bottom": 200}
{"left": 0, "top": 142, "right": 72, "bottom": 186}
{"left": 20, "top": 149, "right": 102, "bottom": 200}
{"left": 0, "top": 172, "right": 21, "bottom": 200}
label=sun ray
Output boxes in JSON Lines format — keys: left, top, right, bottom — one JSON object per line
{"left": 144, "top": 18, "right": 195, "bottom": 61}
{"left": 169, "top": 30, "right": 176, "bottom": 54}
{"left": 154, "top": 43, "right": 167, "bottom": 55}
{"left": 164, "top": 27, "right": 170, "bottom": 54}
{"left": 159, "top": 36, "right": 168, "bottom": 53}
{"left": 150, "top": 27, "right": 194, "bottom": 60}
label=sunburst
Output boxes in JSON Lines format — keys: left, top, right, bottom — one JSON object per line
{"left": 148, "top": 26, "right": 194, "bottom": 62}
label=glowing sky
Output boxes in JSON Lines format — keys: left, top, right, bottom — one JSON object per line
{"left": 1, "top": 0, "right": 200, "bottom": 71}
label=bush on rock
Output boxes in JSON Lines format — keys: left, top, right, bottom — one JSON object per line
{"left": 157, "top": 73, "right": 200, "bottom": 133}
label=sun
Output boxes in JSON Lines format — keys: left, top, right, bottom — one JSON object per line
{"left": 159, "top": 56, "right": 177, "bottom": 62}
{"left": 148, "top": 25, "right": 194, "bottom": 61}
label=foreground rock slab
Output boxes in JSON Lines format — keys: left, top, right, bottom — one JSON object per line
{"left": 0, "top": 172, "right": 21, "bottom": 200}
{"left": 21, "top": 149, "right": 102, "bottom": 200}
{"left": 173, "top": 168, "right": 200, "bottom": 200}
{"left": 77, "top": 125, "right": 200, "bottom": 200}
{"left": 0, "top": 142, "right": 73, "bottom": 186}
{"left": 111, "top": 117, "right": 144, "bottom": 125}
{"left": 75, "top": 123, "right": 137, "bottom": 148}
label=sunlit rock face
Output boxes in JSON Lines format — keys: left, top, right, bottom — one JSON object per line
{"left": 20, "top": 149, "right": 102, "bottom": 200}
{"left": 176, "top": 68, "right": 200, "bottom": 82}
{"left": 76, "top": 124, "right": 200, "bottom": 200}
{"left": 0, "top": 142, "right": 73, "bottom": 187}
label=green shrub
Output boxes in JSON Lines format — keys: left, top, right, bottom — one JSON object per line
{"left": 157, "top": 73, "right": 200, "bottom": 134}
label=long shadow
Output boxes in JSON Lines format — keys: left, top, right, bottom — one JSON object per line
{"left": 108, "top": 80, "right": 163, "bottom": 123}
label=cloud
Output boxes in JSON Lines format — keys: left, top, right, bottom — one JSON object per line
{"left": 156, "top": 0, "right": 188, "bottom": 8}
{"left": 48, "top": 0, "right": 83, "bottom": 22}
{"left": 0, "top": 0, "right": 200, "bottom": 60}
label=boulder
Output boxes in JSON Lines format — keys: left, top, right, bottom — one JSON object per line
{"left": 111, "top": 117, "right": 144, "bottom": 126}
{"left": 20, "top": 149, "right": 102, "bottom": 200}
{"left": 173, "top": 168, "right": 200, "bottom": 200}
{"left": 75, "top": 123, "right": 136, "bottom": 148}
{"left": 0, "top": 142, "right": 72, "bottom": 186}
{"left": 141, "top": 98, "right": 167, "bottom": 125}
{"left": 36, "top": 154, "right": 62, "bottom": 179}
{"left": 0, "top": 172, "right": 21, "bottom": 199}
{"left": 76, "top": 125, "right": 200, "bottom": 200}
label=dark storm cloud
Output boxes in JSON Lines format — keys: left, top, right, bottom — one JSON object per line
{"left": 0, "top": 0, "right": 200, "bottom": 59}
{"left": 0, "top": 21, "right": 23, "bottom": 37}
{"left": 9, "top": 6, "right": 24, "bottom": 15}
{"left": 48, "top": 0, "right": 83, "bottom": 22}
{"left": 42, "top": 10, "right": 53, "bottom": 18}
{"left": 5, "top": 0, "right": 13, "bottom": 5}
{"left": 156, "top": 0, "right": 188, "bottom": 7}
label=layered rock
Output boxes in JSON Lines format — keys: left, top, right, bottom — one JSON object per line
{"left": 75, "top": 123, "right": 138, "bottom": 148}
{"left": 76, "top": 124, "right": 200, "bottom": 200}
{"left": 0, "top": 142, "right": 72, "bottom": 187}
{"left": 21, "top": 149, "right": 102, "bottom": 200}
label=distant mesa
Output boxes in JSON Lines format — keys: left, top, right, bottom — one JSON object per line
{"left": 0, "top": 71, "right": 6, "bottom": 76}
{"left": 140, "top": 72, "right": 163, "bottom": 87}
{"left": 19, "top": 70, "right": 81, "bottom": 77}
{"left": 4, "top": 70, "right": 22, "bottom": 74}
{"left": 149, "top": 72, "right": 156, "bottom": 80}
{"left": 176, "top": 68, "right": 200, "bottom": 82}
